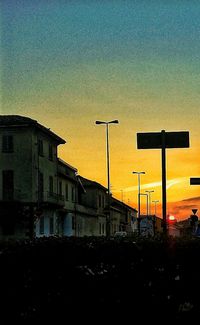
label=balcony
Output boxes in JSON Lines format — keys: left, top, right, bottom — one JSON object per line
{"left": 46, "top": 191, "right": 65, "bottom": 206}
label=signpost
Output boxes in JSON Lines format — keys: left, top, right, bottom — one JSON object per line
{"left": 137, "top": 130, "right": 190, "bottom": 234}
{"left": 189, "top": 179, "right": 200, "bottom": 235}
{"left": 192, "top": 209, "right": 198, "bottom": 215}
{"left": 190, "top": 209, "right": 198, "bottom": 235}
{"left": 190, "top": 178, "right": 200, "bottom": 185}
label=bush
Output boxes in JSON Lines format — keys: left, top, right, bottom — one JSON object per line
{"left": 1, "top": 236, "right": 200, "bottom": 321}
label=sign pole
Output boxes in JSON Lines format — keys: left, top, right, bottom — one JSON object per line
{"left": 161, "top": 130, "right": 167, "bottom": 234}
{"left": 137, "top": 130, "right": 189, "bottom": 236}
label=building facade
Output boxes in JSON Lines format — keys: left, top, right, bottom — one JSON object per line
{"left": 0, "top": 115, "right": 137, "bottom": 239}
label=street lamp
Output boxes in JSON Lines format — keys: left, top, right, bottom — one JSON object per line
{"left": 145, "top": 190, "right": 154, "bottom": 216}
{"left": 152, "top": 200, "right": 159, "bottom": 216}
{"left": 132, "top": 171, "right": 145, "bottom": 235}
{"left": 140, "top": 193, "right": 149, "bottom": 216}
{"left": 95, "top": 119, "right": 119, "bottom": 236}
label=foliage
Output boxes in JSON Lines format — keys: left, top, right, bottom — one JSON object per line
{"left": 1, "top": 236, "right": 200, "bottom": 322}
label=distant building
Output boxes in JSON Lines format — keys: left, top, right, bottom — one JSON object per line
{"left": 78, "top": 176, "right": 107, "bottom": 236}
{"left": 154, "top": 215, "right": 163, "bottom": 234}
{"left": 79, "top": 177, "right": 137, "bottom": 236}
{"left": 176, "top": 217, "right": 199, "bottom": 237}
{"left": 140, "top": 215, "right": 163, "bottom": 236}
{"left": 111, "top": 198, "right": 137, "bottom": 234}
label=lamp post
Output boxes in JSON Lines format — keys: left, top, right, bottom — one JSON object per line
{"left": 132, "top": 171, "right": 145, "bottom": 235}
{"left": 145, "top": 190, "right": 154, "bottom": 216}
{"left": 140, "top": 193, "right": 149, "bottom": 216}
{"left": 95, "top": 119, "right": 119, "bottom": 236}
{"left": 152, "top": 200, "right": 159, "bottom": 216}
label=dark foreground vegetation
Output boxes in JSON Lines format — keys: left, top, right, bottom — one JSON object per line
{"left": 1, "top": 235, "right": 200, "bottom": 323}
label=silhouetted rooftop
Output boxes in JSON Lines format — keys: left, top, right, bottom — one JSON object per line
{"left": 0, "top": 115, "right": 37, "bottom": 125}
{"left": 79, "top": 176, "right": 107, "bottom": 191}
{"left": 79, "top": 176, "right": 137, "bottom": 211}
{"left": 112, "top": 196, "right": 137, "bottom": 212}
{"left": 0, "top": 115, "right": 66, "bottom": 144}
{"left": 58, "top": 158, "right": 77, "bottom": 172}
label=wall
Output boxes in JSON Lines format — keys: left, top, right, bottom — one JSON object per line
{"left": 0, "top": 127, "right": 33, "bottom": 202}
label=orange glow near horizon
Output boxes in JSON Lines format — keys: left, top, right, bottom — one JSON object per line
{"left": 24, "top": 115, "right": 200, "bottom": 221}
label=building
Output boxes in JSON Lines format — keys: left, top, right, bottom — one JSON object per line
{"left": 0, "top": 115, "right": 65, "bottom": 238}
{"left": 79, "top": 177, "right": 137, "bottom": 236}
{"left": 111, "top": 198, "right": 137, "bottom": 234}
{"left": 0, "top": 115, "right": 137, "bottom": 239}
{"left": 78, "top": 176, "right": 108, "bottom": 236}
{"left": 51, "top": 158, "right": 78, "bottom": 237}
{"left": 139, "top": 215, "right": 163, "bottom": 236}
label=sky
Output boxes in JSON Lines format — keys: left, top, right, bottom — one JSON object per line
{"left": 1, "top": 0, "right": 200, "bottom": 220}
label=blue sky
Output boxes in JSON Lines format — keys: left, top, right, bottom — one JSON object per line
{"left": 2, "top": 0, "right": 200, "bottom": 104}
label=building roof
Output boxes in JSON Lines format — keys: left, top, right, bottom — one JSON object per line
{"left": 112, "top": 197, "right": 137, "bottom": 212}
{"left": 79, "top": 176, "right": 137, "bottom": 212}
{"left": 58, "top": 158, "right": 78, "bottom": 172}
{"left": 79, "top": 176, "right": 107, "bottom": 191}
{"left": 0, "top": 115, "right": 66, "bottom": 144}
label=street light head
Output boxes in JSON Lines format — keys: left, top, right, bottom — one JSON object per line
{"left": 109, "top": 119, "right": 119, "bottom": 124}
{"left": 95, "top": 120, "right": 106, "bottom": 125}
{"left": 95, "top": 120, "right": 119, "bottom": 125}
{"left": 132, "top": 171, "right": 145, "bottom": 174}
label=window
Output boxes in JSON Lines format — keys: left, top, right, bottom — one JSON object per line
{"left": 102, "top": 223, "right": 105, "bottom": 235}
{"left": 40, "top": 216, "right": 44, "bottom": 234}
{"left": 72, "top": 215, "right": 75, "bottom": 230}
{"left": 99, "top": 223, "right": 102, "bottom": 235}
{"left": 65, "top": 184, "right": 69, "bottom": 200}
{"left": 2, "top": 170, "right": 14, "bottom": 201}
{"left": 98, "top": 195, "right": 102, "bottom": 208}
{"left": 2, "top": 135, "right": 13, "bottom": 153}
{"left": 112, "top": 224, "right": 114, "bottom": 233}
{"left": 49, "top": 217, "right": 54, "bottom": 235}
{"left": 49, "top": 144, "right": 53, "bottom": 161}
{"left": 77, "top": 223, "right": 81, "bottom": 236}
{"left": 72, "top": 186, "right": 75, "bottom": 202}
{"left": 38, "top": 139, "right": 44, "bottom": 156}
{"left": 49, "top": 176, "right": 53, "bottom": 194}
{"left": 38, "top": 171, "right": 44, "bottom": 201}
{"left": 59, "top": 181, "right": 62, "bottom": 196}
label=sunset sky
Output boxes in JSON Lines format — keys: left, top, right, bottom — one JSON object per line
{"left": 1, "top": 0, "right": 200, "bottom": 219}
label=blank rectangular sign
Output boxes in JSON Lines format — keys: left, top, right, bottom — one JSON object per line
{"left": 137, "top": 132, "right": 161, "bottom": 149}
{"left": 190, "top": 178, "right": 200, "bottom": 185}
{"left": 165, "top": 132, "right": 190, "bottom": 148}
{"left": 137, "top": 131, "right": 189, "bottom": 149}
